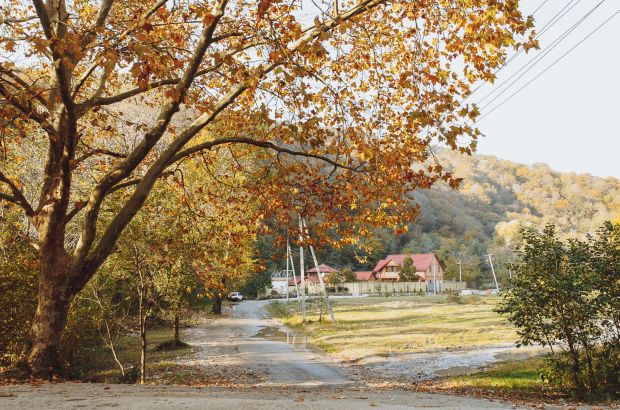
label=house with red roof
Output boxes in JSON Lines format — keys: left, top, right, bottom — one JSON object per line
{"left": 288, "top": 264, "right": 338, "bottom": 293}
{"left": 368, "top": 253, "right": 444, "bottom": 283}
{"left": 307, "top": 264, "right": 339, "bottom": 276}
{"left": 354, "top": 271, "right": 373, "bottom": 281}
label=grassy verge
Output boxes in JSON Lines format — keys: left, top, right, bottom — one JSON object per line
{"left": 72, "top": 326, "right": 195, "bottom": 383}
{"left": 267, "top": 295, "right": 516, "bottom": 360}
{"left": 435, "top": 357, "right": 546, "bottom": 391}
{"left": 416, "top": 357, "right": 576, "bottom": 405}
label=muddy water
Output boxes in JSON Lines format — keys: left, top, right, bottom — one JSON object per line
{"left": 253, "top": 326, "right": 310, "bottom": 349}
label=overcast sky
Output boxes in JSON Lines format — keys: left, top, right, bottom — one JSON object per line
{"left": 473, "top": 0, "right": 620, "bottom": 179}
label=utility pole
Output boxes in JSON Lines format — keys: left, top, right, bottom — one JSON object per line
{"left": 432, "top": 257, "right": 437, "bottom": 295}
{"left": 285, "top": 235, "right": 290, "bottom": 302}
{"left": 487, "top": 254, "right": 500, "bottom": 292}
{"left": 298, "top": 218, "right": 306, "bottom": 324}
{"left": 457, "top": 258, "right": 462, "bottom": 283}
{"left": 303, "top": 218, "right": 336, "bottom": 323}
{"left": 287, "top": 242, "right": 300, "bottom": 301}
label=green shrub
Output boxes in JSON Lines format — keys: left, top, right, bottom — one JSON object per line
{"left": 497, "top": 223, "right": 620, "bottom": 401}
{"left": 446, "top": 291, "right": 463, "bottom": 304}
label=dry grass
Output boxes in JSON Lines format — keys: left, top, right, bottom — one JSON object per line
{"left": 72, "top": 327, "right": 195, "bottom": 383}
{"left": 268, "top": 295, "right": 516, "bottom": 361}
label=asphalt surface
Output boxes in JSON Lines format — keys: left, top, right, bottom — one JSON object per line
{"left": 0, "top": 383, "right": 525, "bottom": 409}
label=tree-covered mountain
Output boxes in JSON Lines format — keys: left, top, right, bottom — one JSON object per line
{"left": 313, "top": 150, "right": 620, "bottom": 288}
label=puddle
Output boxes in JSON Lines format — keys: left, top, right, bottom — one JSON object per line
{"left": 253, "top": 326, "right": 310, "bottom": 348}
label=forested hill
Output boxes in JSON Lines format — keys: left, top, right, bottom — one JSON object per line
{"left": 316, "top": 149, "right": 620, "bottom": 287}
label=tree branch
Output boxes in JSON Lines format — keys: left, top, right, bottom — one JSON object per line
{"left": 80, "top": 41, "right": 262, "bottom": 110}
{"left": 108, "top": 170, "right": 175, "bottom": 195}
{"left": 0, "top": 192, "right": 21, "bottom": 206}
{"left": 83, "top": 0, "right": 384, "bottom": 276}
{"left": 0, "top": 82, "right": 56, "bottom": 135}
{"left": 65, "top": 200, "right": 87, "bottom": 222}
{"left": 72, "top": 0, "right": 168, "bottom": 97}
{"left": 169, "top": 136, "right": 364, "bottom": 172}
{"left": 0, "top": 67, "right": 48, "bottom": 106}
{"left": 30, "top": 0, "right": 53, "bottom": 39}
{"left": 74, "top": 148, "right": 126, "bottom": 165}
{"left": 0, "top": 214, "right": 39, "bottom": 251}
{"left": 72, "top": 0, "right": 230, "bottom": 272}
{"left": 0, "top": 170, "right": 34, "bottom": 216}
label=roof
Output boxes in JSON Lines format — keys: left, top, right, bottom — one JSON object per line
{"left": 372, "top": 254, "right": 443, "bottom": 273}
{"left": 355, "top": 271, "right": 373, "bottom": 281}
{"left": 288, "top": 275, "right": 321, "bottom": 286}
{"left": 307, "top": 263, "right": 339, "bottom": 274}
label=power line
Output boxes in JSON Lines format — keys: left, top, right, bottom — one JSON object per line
{"left": 478, "top": 7, "right": 620, "bottom": 121}
{"left": 502, "top": 0, "right": 585, "bottom": 68}
{"left": 531, "top": 0, "right": 551, "bottom": 16}
{"left": 533, "top": 0, "right": 584, "bottom": 41}
{"left": 477, "top": 0, "right": 605, "bottom": 109}
{"left": 467, "top": 0, "right": 583, "bottom": 98}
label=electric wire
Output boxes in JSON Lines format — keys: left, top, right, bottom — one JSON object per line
{"left": 478, "top": 7, "right": 620, "bottom": 121}
{"left": 468, "top": 0, "right": 583, "bottom": 98}
{"left": 477, "top": 0, "right": 605, "bottom": 109}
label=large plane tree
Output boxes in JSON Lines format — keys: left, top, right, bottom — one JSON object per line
{"left": 0, "top": 0, "right": 533, "bottom": 375}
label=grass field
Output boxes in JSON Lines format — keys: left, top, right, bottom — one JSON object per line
{"left": 267, "top": 295, "right": 517, "bottom": 361}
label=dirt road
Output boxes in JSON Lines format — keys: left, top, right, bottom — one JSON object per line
{"left": 182, "top": 299, "right": 350, "bottom": 386}
{"left": 0, "top": 300, "right": 530, "bottom": 409}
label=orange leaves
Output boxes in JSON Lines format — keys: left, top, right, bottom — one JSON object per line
{"left": 1, "top": 0, "right": 536, "bottom": 305}
{"left": 257, "top": 0, "right": 276, "bottom": 23}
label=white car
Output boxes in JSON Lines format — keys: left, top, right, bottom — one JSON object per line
{"left": 227, "top": 291, "right": 243, "bottom": 302}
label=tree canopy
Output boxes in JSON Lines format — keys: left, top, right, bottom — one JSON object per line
{"left": 0, "top": 0, "right": 534, "bottom": 376}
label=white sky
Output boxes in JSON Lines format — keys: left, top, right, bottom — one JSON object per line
{"left": 473, "top": 0, "right": 620, "bottom": 179}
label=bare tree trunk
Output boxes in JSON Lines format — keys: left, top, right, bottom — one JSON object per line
{"left": 139, "top": 279, "right": 147, "bottom": 385}
{"left": 140, "top": 318, "right": 147, "bottom": 385}
{"left": 26, "top": 274, "right": 73, "bottom": 377}
{"left": 211, "top": 294, "right": 222, "bottom": 315}
{"left": 174, "top": 314, "right": 180, "bottom": 344}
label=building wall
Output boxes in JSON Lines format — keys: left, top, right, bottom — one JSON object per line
{"left": 271, "top": 279, "right": 290, "bottom": 294}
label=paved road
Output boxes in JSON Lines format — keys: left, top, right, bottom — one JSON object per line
{"left": 188, "top": 299, "right": 350, "bottom": 386}
{"left": 0, "top": 383, "right": 526, "bottom": 409}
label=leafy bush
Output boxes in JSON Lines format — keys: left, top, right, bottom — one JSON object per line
{"left": 446, "top": 291, "right": 463, "bottom": 304}
{"left": 0, "top": 227, "right": 38, "bottom": 368}
{"left": 465, "top": 295, "right": 481, "bottom": 305}
{"left": 497, "top": 223, "right": 620, "bottom": 401}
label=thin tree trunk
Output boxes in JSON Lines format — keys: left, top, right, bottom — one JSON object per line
{"left": 566, "top": 338, "right": 585, "bottom": 400}
{"left": 211, "top": 294, "right": 222, "bottom": 315}
{"left": 174, "top": 314, "right": 180, "bottom": 344}
{"left": 138, "top": 279, "right": 147, "bottom": 385}
{"left": 140, "top": 317, "right": 147, "bottom": 385}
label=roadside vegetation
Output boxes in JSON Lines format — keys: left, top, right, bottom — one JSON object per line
{"left": 70, "top": 327, "right": 195, "bottom": 384}
{"left": 420, "top": 357, "right": 561, "bottom": 404}
{"left": 497, "top": 223, "right": 620, "bottom": 402}
{"left": 268, "top": 295, "right": 517, "bottom": 361}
